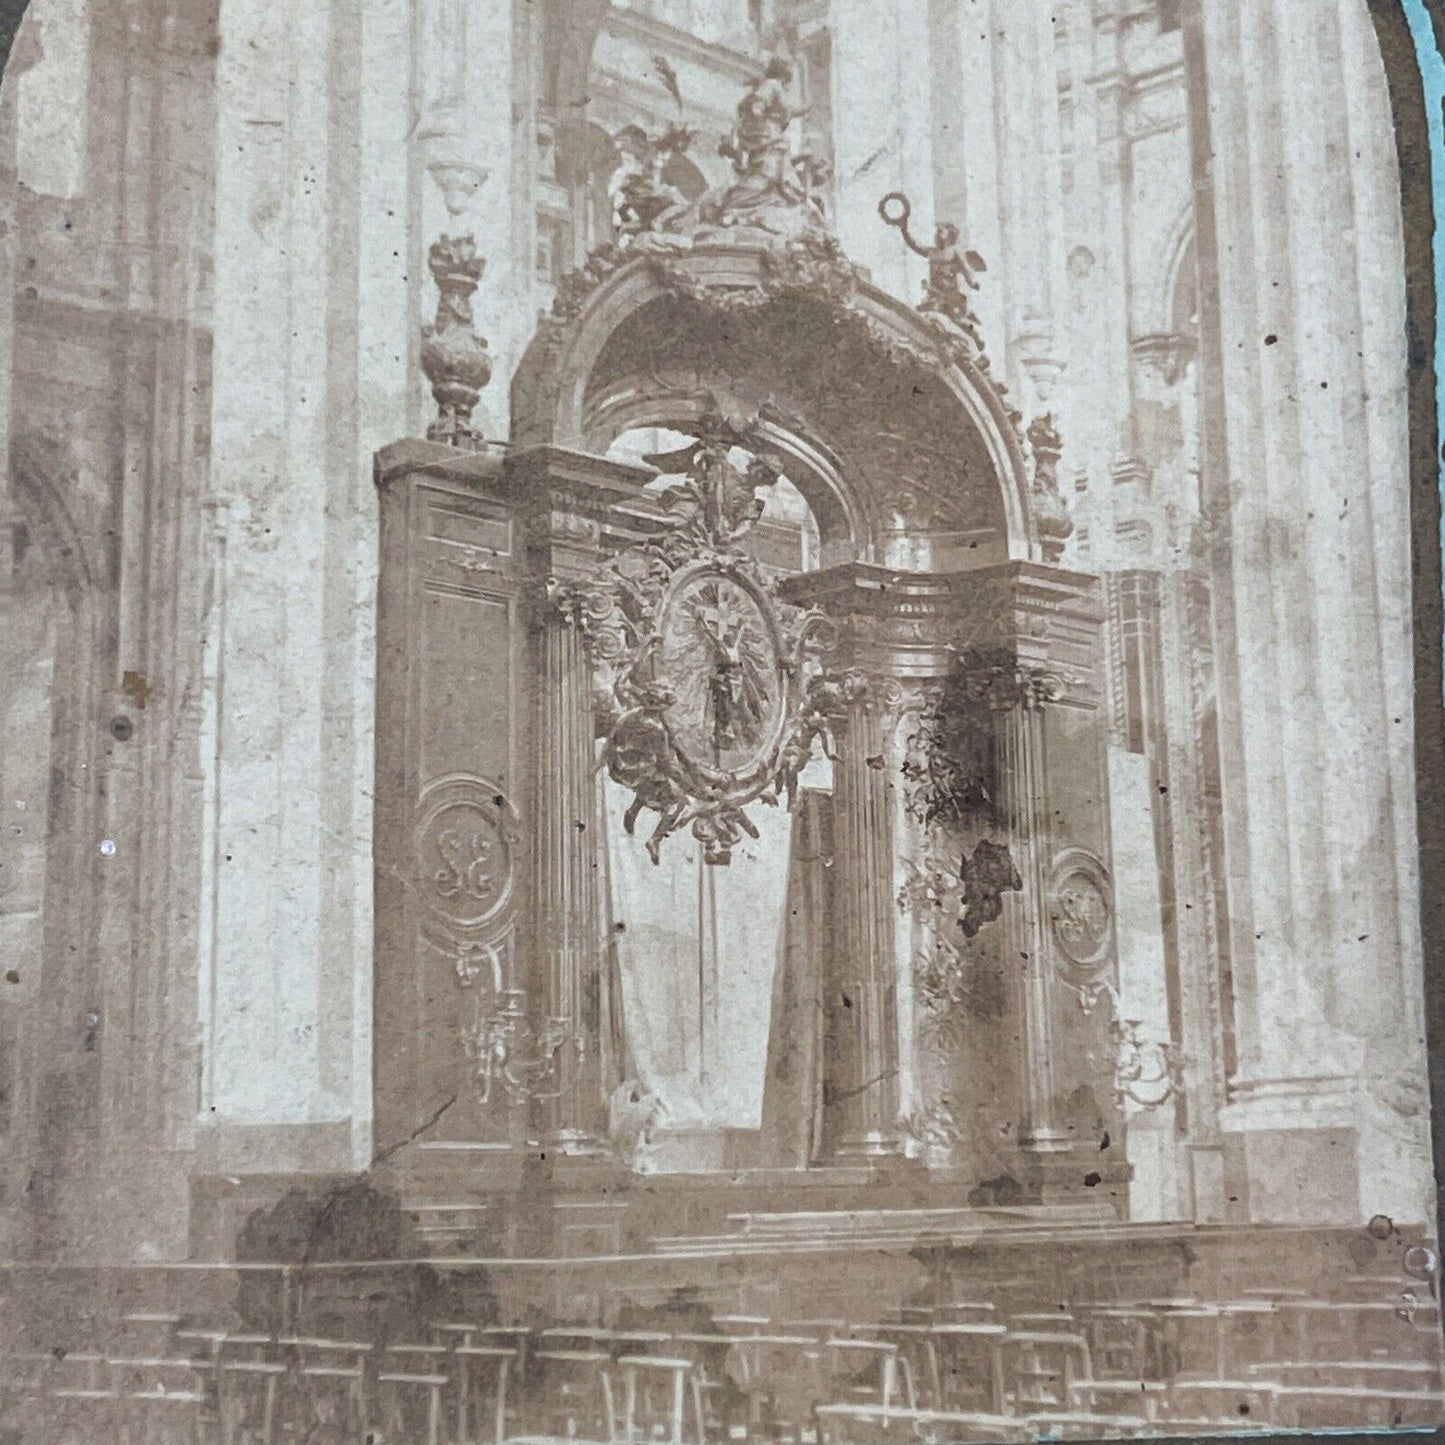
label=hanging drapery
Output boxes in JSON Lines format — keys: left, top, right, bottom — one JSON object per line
{"left": 602, "top": 774, "right": 793, "bottom": 1135}
{"left": 758, "top": 788, "right": 832, "bottom": 1168}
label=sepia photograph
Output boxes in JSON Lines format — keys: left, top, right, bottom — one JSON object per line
{"left": 0, "top": 0, "right": 1444, "bottom": 1440}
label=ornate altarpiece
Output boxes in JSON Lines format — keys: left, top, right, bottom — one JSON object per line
{"left": 372, "top": 74, "right": 1131, "bottom": 1242}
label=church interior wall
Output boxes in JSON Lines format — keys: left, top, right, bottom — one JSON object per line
{"left": 0, "top": 0, "right": 1433, "bottom": 1263}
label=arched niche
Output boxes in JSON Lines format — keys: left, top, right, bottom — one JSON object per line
{"left": 511, "top": 240, "right": 1039, "bottom": 569}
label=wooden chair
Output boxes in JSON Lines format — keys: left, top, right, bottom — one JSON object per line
{"left": 48, "top": 1377, "right": 125, "bottom": 1444}
{"left": 667, "top": 1333, "right": 748, "bottom": 1442}
{"left": 1211, "top": 1300, "right": 1280, "bottom": 1378}
{"left": 218, "top": 1358, "right": 286, "bottom": 1445}
{"left": 855, "top": 1323, "right": 944, "bottom": 1411}
{"left": 820, "top": 1337, "right": 914, "bottom": 1412}
{"left": 618, "top": 1353, "right": 707, "bottom": 1445}
{"left": 277, "top": 1337, "right": 374, "bottom": 1444}
{"left": 1066, "top": 1377, "right": 1167, "bottom": 1423}
{"left": 1153, "top": 1304, "right": 1227, "bottom": 1380}
{"left": 217, "top": 1335, "right": 274, "bottom": 1365}
{"left": 109, "top": 1358, "right": 209, "bottom": 1439}
{"left": 453, "top": 1343, "right": 518, "bottom": 1445}
{"left": 123, "top": 1380, "right": 209, "bottom": 1445}
{"left": 175, "top": 1329, "right": 229, "bottom": 1424}
{"left": 1000, "top": 1330, "right": 1092, "bottom": 1415}
{"left": 530, "top": 1346, "right": 617, "bottom": 1443}
{"left": 727, "top": 1334, "right": 823, "bottom": 1444}
{"left": 1077, "top": 1305, "right": 1155, "bottom": 1379}
{"left": 927, "top": 1323, "right": 1007, "bottom": 1414}
{"left": 378, "top": 1343, "right": 450, "bottom": 1445}
{"left": 475, "top": 1324, "right": 533, "bottom": 1387}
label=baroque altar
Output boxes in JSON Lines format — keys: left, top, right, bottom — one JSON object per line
{"left": 370, "top": 61, "right": 1132, "bottom": 1250}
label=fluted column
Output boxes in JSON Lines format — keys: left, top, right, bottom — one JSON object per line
{"left": 971, "top": 661, "right": 1070, "bottom": 1156}
{"left": 828, "top": 674, "right": 903, "bottom": 1157}
{"left": 511, "top": 448, "right": 654, "bottom": 1149}
{"left": 534, "top": 573, "right": 605, "bottom": 1148}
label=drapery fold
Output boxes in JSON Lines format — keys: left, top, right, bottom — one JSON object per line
{"left": 603, "top": 777, "right": 793, "bottom": 1132}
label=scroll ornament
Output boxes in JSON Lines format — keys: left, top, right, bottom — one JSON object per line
{"left": 553, "top": 421, "right": 835, "bottom": 865}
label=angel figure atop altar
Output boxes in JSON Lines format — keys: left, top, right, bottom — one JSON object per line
{"left": 879, "top": 193, "right": 988, "bottom": 350}
{"left": 609, "top": 121, "right": 695, "bottom": 239}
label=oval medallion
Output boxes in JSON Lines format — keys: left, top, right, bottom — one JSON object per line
{"left": 653, "top": 564, "right": 786, "bottom": 784}
{"left": 413, "top": 774, "right": 520, "bottom": 938}
{"left": 1048, "top": 848, "right": 1114, "bottom": 971}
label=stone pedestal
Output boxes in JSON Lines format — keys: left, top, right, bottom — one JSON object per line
{"left": 951, "top": 563, "right": 1125, "bottom": 1202}
{"left": 782, "top": 562, "right": 1123, "bottom": 1200}
{"left": 371, "top": 440, "right": 650, "bottom": 1173}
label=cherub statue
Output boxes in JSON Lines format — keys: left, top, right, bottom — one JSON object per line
{"left": 608, "top": 122, "right": 695, "bottom": 238}
{"left": 878, "top": 193, "right": 988, "bottom": 348}
{"left": 720, "top": 55, "right": 806, "bottom": 186}
{"left": 641, "top": 429, "right": 778, "bottom": 551}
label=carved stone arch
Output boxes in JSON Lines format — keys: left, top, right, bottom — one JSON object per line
{"left": 511, "top": 242, "right": 1038, "bottom": 564}
{"left": 582, "top": 377, "right": 866, "bottom": 558}
{"left": 1137, "top": 204, "right": 1197, "bottom": 342}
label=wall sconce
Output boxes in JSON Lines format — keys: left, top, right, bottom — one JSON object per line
{"left": 1077, "top": 978, "right": 1184, "bottom": 1110}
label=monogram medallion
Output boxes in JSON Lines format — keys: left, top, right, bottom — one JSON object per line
{"left": 1047, "top": 848, "right": 1114, "bottom": 973}
{"left": 413, "top": 774, "right": 521, "bottom": 939}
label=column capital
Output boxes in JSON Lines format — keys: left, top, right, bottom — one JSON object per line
{"left": 955, "top": 646, "right": 1064, "bottom": 714}
{"left": 947, "top": 562, "right": 1105, "bottom": 710}
{"left": 781, "top": 560, "right": 1105, "bottom": 708}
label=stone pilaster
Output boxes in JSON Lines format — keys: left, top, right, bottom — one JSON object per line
{"left": 1181, "top": 0, "right": 1428, "bottom": 1223}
